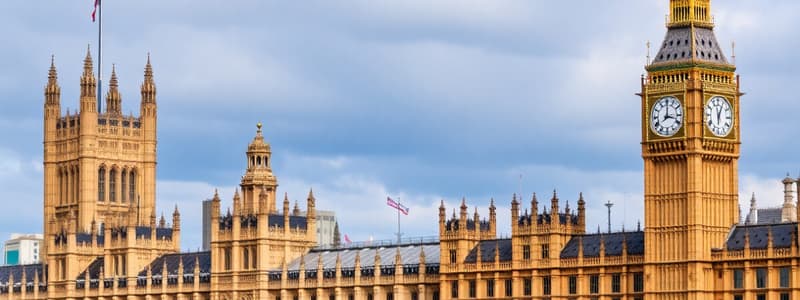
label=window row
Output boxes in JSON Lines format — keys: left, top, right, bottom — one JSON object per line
{"left": 249, "top": 155, "right": 270, "bottom": 169}
{"left": 57, "top": 167, "right": 80, "bottom": 205}
{"left": 97, "top": 167, "right": 137, "bottom": 203}
{"left": 732, "top": 267, "right": 791, "bottom": 290}
{"left": 522, "top": 244, "right": 550, "bottom": 260}
{"left": 451, "top": 273, "right": 643, "bottom": 298}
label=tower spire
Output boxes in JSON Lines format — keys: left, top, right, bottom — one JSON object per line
{"left": 81, "top": 46, "right": 97, "bottom": 98}
{"left": 106, "top": 64, "right": 122, "bottom": 115}
{"left": 45, "top": 55, "right": 60, "bottom": 105}
{"left": 141, "top": 53, "right": 156, "bottom": 104}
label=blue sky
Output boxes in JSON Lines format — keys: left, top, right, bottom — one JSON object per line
{"left": 1, "top": 1, "right": 799, "bottom": 251}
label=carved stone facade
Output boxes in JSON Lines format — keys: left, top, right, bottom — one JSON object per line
{"left": 1, "top": 1, "right": 800, "bottom": 300}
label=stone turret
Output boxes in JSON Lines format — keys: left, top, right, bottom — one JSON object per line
{"left": 105, "top": 64, "right": 122, "bottom": 115}
{"left": 782, "top": 175, "right": 797, "bottom": 222}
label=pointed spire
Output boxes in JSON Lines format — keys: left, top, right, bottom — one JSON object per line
{"left": 141, "top": 53, "right": 156, "bottom": 104}
{"left": 106, "top": 64, "right": 122, "bottom": 115}
{"left": 293, "top": 201, "right": 301, "bottom": 216}
{"left": 213, "top": 189, "right": 220, "bottom": 202}
{"left": 45, "top": 55, "right": 61, "bottom": 105}
{"left": 394, "top": 248, "right": 402, "bottom": 265}
{"left": 83, "top": 45, "right": 94, "bottom": 75}
{"left": 81, "top": 45, "right": 96, "bottom": 98}
{"left": 550, "top": 189, "right": 559, "bottom": 215}
{"left": 159, "top": 213, "right": 166, "bottom": 228}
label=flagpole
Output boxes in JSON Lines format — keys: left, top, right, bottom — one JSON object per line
{"left": 396, "top": 197, "right": 401, "bottom": 244}
{"left": 97, "top": 0, "right": 102, "bottom": 113}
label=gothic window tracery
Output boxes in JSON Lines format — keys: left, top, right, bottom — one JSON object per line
{"left": 110, "top": 168, "right": 117, "bottom": 202}
{"left": 98, "top": 166, "right": 106, "bottom": 202}
{"left": 121, "top": 169, "right": 127, "bottom": 202}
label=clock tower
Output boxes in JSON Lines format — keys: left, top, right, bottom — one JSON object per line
{"left": 641, "top": 0, "right": 741, "bottom": 299}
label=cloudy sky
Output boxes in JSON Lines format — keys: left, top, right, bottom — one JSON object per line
{"left": 1, "top": 1, "right": 799, "bottom": 251}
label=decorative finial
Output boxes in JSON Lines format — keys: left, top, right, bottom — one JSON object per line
{"left": 257, "top": 122, "right": 263, "bottom": 133}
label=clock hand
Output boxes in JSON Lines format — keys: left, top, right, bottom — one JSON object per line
{"left": 716, "top": 108, "right": 722, "bottom": 125}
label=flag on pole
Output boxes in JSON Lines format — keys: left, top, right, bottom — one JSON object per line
{"left": 386, "top": 197, "right": 409, "bottom": 215}
{"left": 344, "top": 234, "right": 352, "bottom": 244}
{"left": 91, "top": 0, "right": 99, "bottom": 22}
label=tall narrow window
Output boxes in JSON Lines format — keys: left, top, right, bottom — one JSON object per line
{"left": 733, "top": 269, "right": 744, "bottom": 289}
{"left": 505, "top": 279, "right": 512, "bottom": 297}
{"left": 243, "top": 248, "right": 250, "bottom": 269}
{"left": 224, "top": 248, "right": 232, "bottom": 270}
{"left": 541, "top": 244, "right": 550, "bottom": 259}
{"left": 468, "top": 280, "right": 476, "bottom": 298}
{"left": 612, "top": 273, "right": 621, "bottom": 293}
{"left": 251, "top": 247, "right": 257, "bottom": 269}
{"left": 450, "top": 249, "right": 457, "bottom": 264}
{"left": 58, "top": 170, "right": 64, "bottom": 205}
{"left": 524, "top": 278, "right": 532, "bottom": 295}
{"left": 542, "top": 276, "right": 550, "bottom": 295}
{"left": 109, "top": 169, "right": 117, "bottom": 202}
{"left": 98, "top": 167, "right": 106, "bottom": 202}
{"left": 780, "top": 267, "right": 790, "bottom": 288}
{"left": 73, "top": 168, "right": 79, "bottom": 203}
{"left": 451, "top": 281, "right": 458, "bottom": 298}
{"left": 120, "top": 170, "right": 127, "bottom": 202}
{"left": 129, "top": 170, "right": 136, "bottom": 202}
{"left": 486, "top": 279, "right": 494, "bottom": 297}
{"left": 633, "top": 272, "right": 644, "bottom": 293}
{"left": 522, "top": 245, "right": 531, "bottom": 260}
{"left": 756, "top": 268, "right": 768, "bottom": 288}
{"left": 569, "top": 276, "right": 577, "bottom": 294}
{"left": 590, "top": 274, "right": 600, "bottom": 294}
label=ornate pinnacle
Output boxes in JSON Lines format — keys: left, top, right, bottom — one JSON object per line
{"left": 83, "top": 45, "right": 93, "bottom": 75}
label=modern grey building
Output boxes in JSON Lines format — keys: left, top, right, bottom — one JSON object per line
{"left": 202, "top": 199, "right": 213, "bottom": 250}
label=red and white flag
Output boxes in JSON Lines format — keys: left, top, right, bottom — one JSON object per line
{"left": 91, "top": 0, "right": 99, "bottom": 22}
{"left": 344, "top": 234, "right": 352, "bottom": 244}
{"left": 386, "top": 197, "right": 409, "bottom": 215}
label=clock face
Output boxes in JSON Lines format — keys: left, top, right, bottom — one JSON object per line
{"left": 650, "top": 96, "right": 684, "bottom": 137}
{"left": 705, "top": 96, "right": 733, "bottom": 137}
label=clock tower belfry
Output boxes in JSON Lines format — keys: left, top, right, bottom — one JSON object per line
{"left": 642, "top": 0, "right": 741, "bottom": 299}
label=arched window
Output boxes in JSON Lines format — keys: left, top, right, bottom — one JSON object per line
{"left": 109, "top": 168, "right": 117, "bottom": 202}
{"left": 73, "top": 167, "right": 79, "bottom": 204}
{"left": 129, "top": 169, "right": 136, "bottom": 202}
{"left": 98, "top": 167, "right": 106, "bottom": 202}
{"left": 243, "top": 248, "right": 249, "bottom": 269}
{"left": 121, "top": 170, "right": 127, "bottom": 202}
{"left": 256, "top": 156, "right": 261, "bottom": 167}
{"left": 250, "top": 156, "right": 255, "bottom": 168}
{"left": 58, "top": 169, "right": 64, "bottom": 205}
{"left": 224, "top": 248, "right": 232, "bottom": 271}
{"left": 251, "top": 247, "right": 257, "bottom": 269}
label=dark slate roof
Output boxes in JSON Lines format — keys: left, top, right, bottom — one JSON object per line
{"left": 156, "top": 228, "right": 173, "bottom": 240}
{"left": 651, "top": 27, "right": 728, "bottom": 65}
{"left": 137, "top": 251, "right": 211, "bottom": 276}
{"left": 445, "top": 219, "right": 490, "bottom": 231}
{"left": 725, "top": 223, "right": 796, "bottom": 250}
{"left": 0, "top": 264, "right": 43, "bottom": 285}
{"left": 464, "top": 239, "right": 512, "bottom": 263}
{"left": 756, "top": 208, "right": 783, "bottom": 225}
{"left": 518, "top": 213, "right": 578, "bottom": 226}
{"left": 560, "top": 231, "right": 644, "bottom": 259}
{"left": 136, "top": 227, "right": 152, "bottom": 239}
{"left": 69, "top": 233, "right": 107, "bottom": 246}
{"left": 284, "top": 243, "right": 439, "bottom": 271}
{"left": 77, "top": 257, "right": 104, "bottom": 279}
{"left": 267, "top": 215, "right": 308, "bottom": 229}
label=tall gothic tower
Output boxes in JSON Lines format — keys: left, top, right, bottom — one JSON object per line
{"left": 42, "top": 50, "right": 158, "bottom": 259}
{"left": 642, "top": 0, "right": 740, "bottom": 299}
